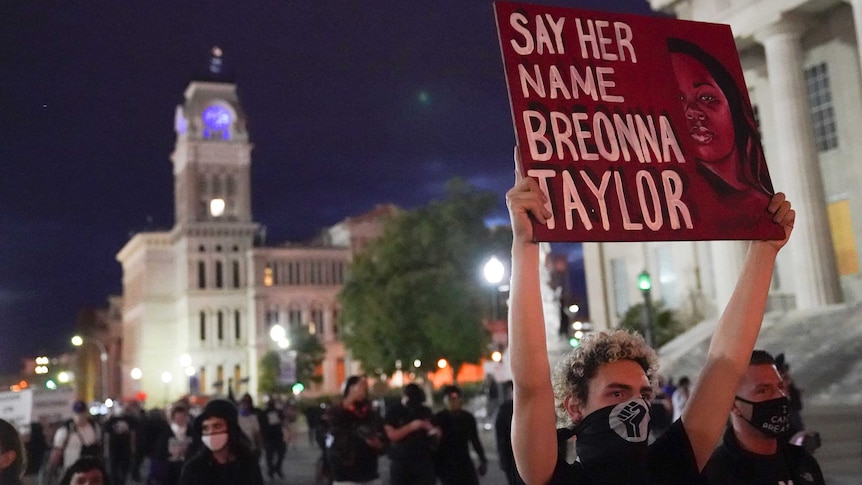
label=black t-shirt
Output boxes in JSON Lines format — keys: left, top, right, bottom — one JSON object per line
{"left": 104, "top": 416, "right": 136, "bottom": 457}
{"left": 384, "top": 402, "right": 435, "bottom": 461}
{"left": 178, "top": 449, "right": 264, "bottom": 485}
{"left": 548, "top": 419, "right": 704, "bottom": 485}
{"left": 704, "top": 426, "right": 825, "bottom": 485}
{"left": 327, "top": 401, "right": 385, "bottom": 482}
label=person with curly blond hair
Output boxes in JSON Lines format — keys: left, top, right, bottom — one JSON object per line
{"left": 505, "top": 147, "right": 795, "bottom": 484}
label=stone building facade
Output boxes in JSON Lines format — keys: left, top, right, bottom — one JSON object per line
{"left": 586, "top": 0, "right": 862, "bottom": 330}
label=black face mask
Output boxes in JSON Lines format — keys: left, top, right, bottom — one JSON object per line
{"left": 735, "top": 395, "right": 790, "bottom": 437}
{"left": 575, "top": 398, "right": 651, "bottom": 485}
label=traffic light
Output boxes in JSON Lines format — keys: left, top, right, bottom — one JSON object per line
{"left": 638, "top": 270, "right": 652, "bottom": 292}
{"left": 568, "top": 336, "right": 581, "bottom": 348}
{"left": 291, "top": 382, "right": 305, "bottom": 395}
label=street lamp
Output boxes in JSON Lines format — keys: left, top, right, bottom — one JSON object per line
{"left": 71, "top": 335, "right": 108, "bottom": 401}
{"left": 483, "top": 256, "right": 506, "bottom": 321}
{"left": 637, "top": 270, "right": 654, "bottom": 348}
{"left": 269, "top": 324, "right": 290, "bottom": 348}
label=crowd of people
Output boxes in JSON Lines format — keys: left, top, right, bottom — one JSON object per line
{"left": 319, "top": 377, "right": 490, "bottom": 485}
{"left": 0, "top": 392, "right": 299, "bottom": 485}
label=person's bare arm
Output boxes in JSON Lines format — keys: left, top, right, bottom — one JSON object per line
{"left": 683, "top": 193, "right": 795, "bottom": 469}
{"left": 384, "top": 419, "right": 430, "bottom": 443}
{"left": 507, "top": 148, "right": 558, "bottom": 485}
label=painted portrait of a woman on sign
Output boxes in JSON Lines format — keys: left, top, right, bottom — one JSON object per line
{"left": 494, "top": 1, "right": 785, "bottom": 243}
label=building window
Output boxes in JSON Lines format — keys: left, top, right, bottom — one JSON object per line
{"left": 215, "top": 261, "right": 223, "bottom": 289}
{"left": 311, "top": 308, "right": 324, "bottom": 336}
{"left": 288, "top": 308, "right": 303, "bottom": 328}
{"left": 264, "top": 265, "right": 273, "bottom": 287}
{"left": 232, "top": 261, "right": 240, "bottom": 288}
{"left": 234, "top": 364, "right": 242, "bottom": 390}
{"left": 234, "top": 310, "right": 241, "bottom": 340}
{"left": 610, "top": 258, "right": 630, "bottom": 317}
{"left": 198, "top": 261, "right": 206, "bottom": 289}
{"left": 217, "top": 311, "right": 224, "bottom": 341}
{"left": 805, "top": 62, "right": 838, "bottom": 152}
{"left": 217, "top": 365, "right": 224, "bottom": 388}
{"left": 200, "top": 367, "right": 207, "bottom": 394}
{"left": 199, "top": 312, "right": 206, "bottom": 341}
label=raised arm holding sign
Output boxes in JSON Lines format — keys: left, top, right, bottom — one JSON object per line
{"left": 498, "top": 2, "right": 796, "bottom": 484}
{"left": 507, "top": 146, "right": 794, "bottom": 483}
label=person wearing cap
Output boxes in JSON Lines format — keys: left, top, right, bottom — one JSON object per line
{"left": 178, "top": 399, "right": 263, "bottom": 485}
{"left": 49, "top": 400, "right": 103, "bottom": 480}
{"left": 432, "top": 385, "right": 487, "bottom": 485}
{"left": 326, "top": 375, "right": 386, "bottom": 484}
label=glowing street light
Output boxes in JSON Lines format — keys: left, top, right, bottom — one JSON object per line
{"left": 130, "top": 368, "right": 143, "bottom": 380}
{"left": 437, "top": 358, "right": 448, "bottom": 370}
{"left": 483, "top": 256, "right": 507, "bottom": 321}
{"left": 71, "top": 335, "right": 108, "bottom": 401}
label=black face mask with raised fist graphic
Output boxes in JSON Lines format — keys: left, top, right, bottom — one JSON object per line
{"left": 575, "top": 398, "right": 651, "bottom": 485}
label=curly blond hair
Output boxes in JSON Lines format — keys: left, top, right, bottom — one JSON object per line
{"left": 552, "top": 330, "right": 659, "bottom": 427}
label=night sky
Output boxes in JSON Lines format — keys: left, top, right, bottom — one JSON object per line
{"left": 0, "top": 0, "right": 655, "bottom": 373}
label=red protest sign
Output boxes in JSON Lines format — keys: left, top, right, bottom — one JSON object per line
{"left": 494, "top": 2, "right": 784, "bottom": 242}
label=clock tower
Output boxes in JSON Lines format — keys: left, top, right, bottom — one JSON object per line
{"left": 172, "top": 48, "right": 253, "bottom": 226}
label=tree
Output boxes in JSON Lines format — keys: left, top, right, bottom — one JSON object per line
{"left": 618, "top": 301, "right": 683, "bottom": 349}
{"left": 339, "top": 178, "right": 511, "bottom": 380}
{"left": 258, "top": 327, "right": 325, "bottom": 395}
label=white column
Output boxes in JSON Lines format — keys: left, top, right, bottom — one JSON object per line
{"left": 323, "top": 308, "right": 336, "bottom": 343}
{"left": 756, "top": 17, "right": 842, "bottom": 308}
{"left": 710, "top": 240, "right": 748, "bottom": 310}
{"left": 851, "top": 0, "right": 862, "bottom": 76}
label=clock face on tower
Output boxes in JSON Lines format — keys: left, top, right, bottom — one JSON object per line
{"left": 202, "top": 104, "right": 232, "bottom": 130}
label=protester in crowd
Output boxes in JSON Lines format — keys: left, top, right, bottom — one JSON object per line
{"left": 262, "top": 397, "right": 286, "bottom": 479}
{"left": 326, "top": 375, "right": 386, "bottom": 485}
{"left": 23, "top": 422, "right": 48, "bottom": 478}
{"left": 134, "top": 407, "right": 168, "bottom": 483}
{"left": 506, "top": 148, "right": 794, "bottom": 484}
{"left": 704, "top": 350, "right": 825, "bottom": 484}
{"left": 178, "top": 399, "right": 262, "bottom": 485}
{"left": 384, "top": 383, "right": 439, "bottom": 485}
{"left": 433, "top": 385, "right": 487, "bottom": 485}
{"left": 50, "top": 401, "right": 103, "bottom": 481}
{"left": 494, "top": 381, "right": 517, "bottom": 485}
{"left": 103, "top": 404, "right": 137, "bottom": 485}
{"left": 671, "top": 376, "right": 691, "bottom": 421}
{"left": 150, "top": 403, "right": 192, "bottom": 485}
{"left": 0, "top": 418, "right": 26, "bottom": 485}
{"left": 236, "top": 394, "right": 263, "bottom": 462}
{"left": 118, "top": 401, "right": 144, "bottom": 482}
{"left": 775, "top": 353, "right": 806, "bottom": 436}
{"left": 282, "top": 398, "right": 299, "bottom": 450}
{"left": 649, "top": 378, "right": 674, "bottom": 441}
{"left": 59, "top": 456, "right": 110, "bottom": 485}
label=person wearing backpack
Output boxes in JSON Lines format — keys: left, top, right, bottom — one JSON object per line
{"left": 49, "top": 401, "right": 103, "bottom": 481}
